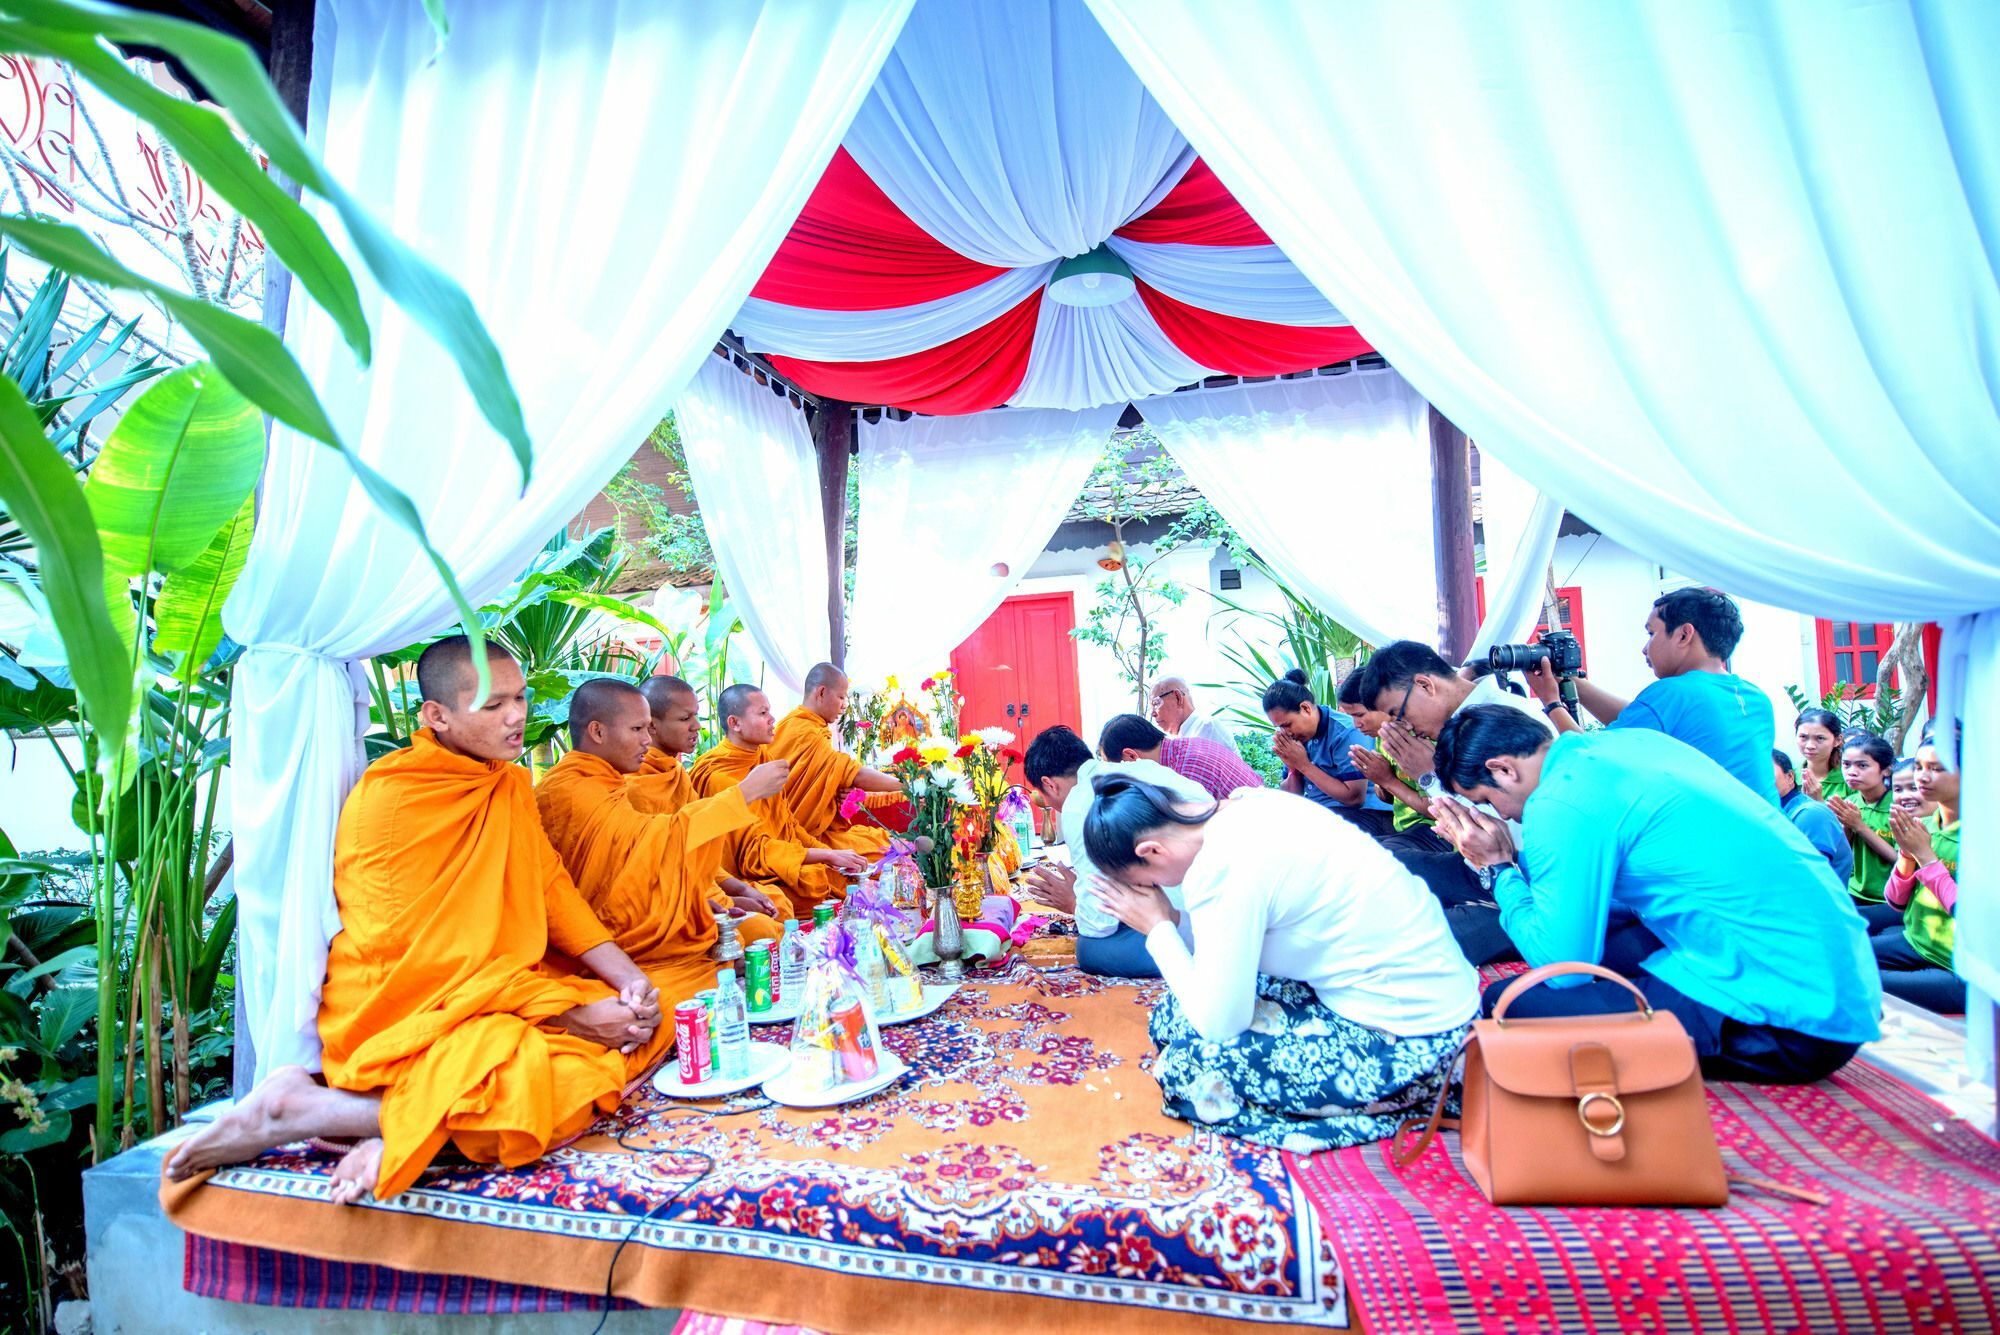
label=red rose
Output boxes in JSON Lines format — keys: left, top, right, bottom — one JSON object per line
{"left": 954, "top": 743, "right": 976, "bottom": 759}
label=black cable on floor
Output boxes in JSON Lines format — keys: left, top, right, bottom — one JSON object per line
{"left": 588, "top": 1096, "right": 774, "bottom": 1335}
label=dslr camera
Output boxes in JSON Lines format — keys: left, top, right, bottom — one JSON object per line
{"left": 1487, "top": 630, "right": 1583, "bottom": 679}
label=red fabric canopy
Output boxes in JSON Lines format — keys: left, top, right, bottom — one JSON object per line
{"left": 741, "top": 153, "right": 1371, "bottom": 412}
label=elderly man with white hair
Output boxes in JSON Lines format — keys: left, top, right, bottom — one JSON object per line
{"left": 1148, "top": 675, "right": 1235, "bottom": 749}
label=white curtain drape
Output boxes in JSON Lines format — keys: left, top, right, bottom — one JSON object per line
{"left": 1468, "top": 451, "right": 1565, "bottom": 661}
{"left": 1086, "top": 0, "right": 2000, "bottom": 1051}
{"left": 847, "top": 404, "right": 1120, "bottom": 681}
{"left": 675, "top": 356, "right": 831, "bottom": 694}
{"left": 1135, "top": 371, "right": 1437, "bottom": 649}
{"left": 224, "top": 0, "right": 913, "bottom": 1079}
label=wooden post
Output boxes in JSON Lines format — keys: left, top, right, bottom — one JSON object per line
{"left": 1429, "top": 406, "right": 1478, "bottom": 662}
{"left": 813, "top": 399, "right": 854, "bottom": 667}
{"left": 260, "top": 0, "right": 315, "bottom": 342}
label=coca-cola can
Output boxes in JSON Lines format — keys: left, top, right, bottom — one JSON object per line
{"left": 675, "top": 1000, "right": 711, "bottom": 1085}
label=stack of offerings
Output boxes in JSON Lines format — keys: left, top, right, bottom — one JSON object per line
{"left": 846, "top": 876, "right": 923, "bottom": 1017}
{"left": 785, "top": 918, "right": 885, "bottom": 1092}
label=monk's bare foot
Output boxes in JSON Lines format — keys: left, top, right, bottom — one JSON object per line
{"left": 329, "top": 1138, "right": 384, "bottom": 1205}
{"left": 166, "top": 1065, "right": 326, "bottom": 1181}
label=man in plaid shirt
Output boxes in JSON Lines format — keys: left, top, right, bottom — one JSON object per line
{"left": 1097, "top": 714, "right": 1265, "bottom": 802}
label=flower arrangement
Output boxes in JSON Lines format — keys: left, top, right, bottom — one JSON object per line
{"left": 835, "top": 679, "right": 894, "bottom": 756}
{"left": 840, "top": 671, "right": 1027, "bottom": 917}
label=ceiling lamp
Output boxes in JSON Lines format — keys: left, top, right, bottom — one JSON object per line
{"left": 1047, "top": 245, "right": 1135, "bottom": 308}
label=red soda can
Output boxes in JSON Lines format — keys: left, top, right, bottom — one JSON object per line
{"left": 829, "top": 998, "right": 878, "bottom": 1082}
{"left": 675, "top": 1000, "right": 712, "bottom": 1085}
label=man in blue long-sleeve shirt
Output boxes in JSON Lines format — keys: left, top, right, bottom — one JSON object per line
{"left": 1428, "top": 706, "right": 1879, "bottom": 1084}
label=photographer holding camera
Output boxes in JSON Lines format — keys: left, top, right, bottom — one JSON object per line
{"left": 1518, "top": 587, "right": 1779, "bottom": 805}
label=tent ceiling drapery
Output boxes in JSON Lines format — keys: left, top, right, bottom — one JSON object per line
{"left": 726, "top": 0, "right": 1371, "bottom": 415}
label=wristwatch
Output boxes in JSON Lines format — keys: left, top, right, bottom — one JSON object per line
{"left": 1417, "top": 770, "right": 1442, "bottom": 795}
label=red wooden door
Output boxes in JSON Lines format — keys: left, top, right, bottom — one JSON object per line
{"left": 950, "top": 593, "right": 1082, "bottom": 785}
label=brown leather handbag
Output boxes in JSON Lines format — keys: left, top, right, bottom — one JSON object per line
{"left": 1394, "top": 962, "right": 1731, "bottom": 1207}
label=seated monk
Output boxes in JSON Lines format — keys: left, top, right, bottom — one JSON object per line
{"left": 690, "top": 683, "right": 869, "bottom": 913}
{"left": 537, "top": 678, "right": 785, "bottom": 1012}
{"left": 633, "top": 676, "right": 793, "bottom": 939}
{"left": 771, "top": 662, "right": 903, "bottom": 857}
{"left": 167, "top": 638, "right": 664, "bottom": 1204}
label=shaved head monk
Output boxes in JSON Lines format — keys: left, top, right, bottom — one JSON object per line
{"left": 537, "top": 678, "right": 780, "bottom": 1014}
{"left": 770, "top": 662, "right": 903, "bottom": 857}
{"left": 168, "top": 638, "right": 666, "bottom": 1204}
{"left": 690, "top": 683, "right": 867, "bottom": 913}
{"left": 632, "top": 677, "right": 791, "bottom": 935}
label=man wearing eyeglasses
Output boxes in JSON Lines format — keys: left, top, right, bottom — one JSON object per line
{"left": 1147, "top": 676, "right": 1236, "bottom": 750}
{"left": 1353, "top": 641, "right": 1557, "bottom": 965}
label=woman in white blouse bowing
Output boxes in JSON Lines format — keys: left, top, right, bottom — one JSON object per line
{"left": 1084, "top": 775, "right": 1478, "bottom": 1151}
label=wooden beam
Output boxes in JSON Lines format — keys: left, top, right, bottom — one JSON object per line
{"left": 1429, "top": 406, "right": 1478, "bottom": 662}
{"left": 259, "top": 0, "right": 315, "bottom": 342}
{"left": 814, "top": 400, "right": 855, "bottom": 667}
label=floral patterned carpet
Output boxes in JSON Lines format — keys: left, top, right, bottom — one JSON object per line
{"left": 167, "top": 963, "right": 1346, "bottom": 1333}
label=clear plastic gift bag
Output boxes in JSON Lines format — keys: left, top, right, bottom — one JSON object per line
{"left": 846, "top": 875, "right": 923, "bottom": 1016}
{"left": 785, "top": 920, "right": 886, "bottom": 1092}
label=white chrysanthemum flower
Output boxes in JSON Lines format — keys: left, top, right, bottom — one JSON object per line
{"left": 908, "top": 776, "right": 930, "bottom": 798}
{"left": 974, "top": 725, "right": 1014, "bottom": 749}
{"left": 949, "top": 773, "right": 979, "bottom": 805}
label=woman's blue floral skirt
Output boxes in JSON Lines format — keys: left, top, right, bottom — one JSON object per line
{"left": 1148, "top": 974, "right": 1467, "bottom": 1153}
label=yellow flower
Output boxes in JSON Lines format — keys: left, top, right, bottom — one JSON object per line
{"left": 885, "top": 674, "right": 900, "bottom": 691}
{"left": 958, "top": 733, "right": 979, "bottom": 749}
{"left": 918, "top": 741, "right": 952, "bottom": 764}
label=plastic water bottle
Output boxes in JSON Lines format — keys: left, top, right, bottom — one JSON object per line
{"left": 855, "top": 926, "right": 890, "bottom": 1014}
{"left": 778, "top": 918, "right": 806, "bottom": 1003}
{"left": 1010, "top": 790, "right": 1035, "bottom": 857}
{"left": 713, "top": 966, "right": 749, "bottom": 1079}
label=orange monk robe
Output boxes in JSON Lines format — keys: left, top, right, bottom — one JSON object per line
{"left": 535, "top": 750, "right": 759, "bottom": 1016}
{"left": 770, "top": 706, "right": 893, "bottom": 857}
{"left": 627, "top": 747, "right": 787, "bottom": 941}
{"left": 690, "top": 738, "right": 849, "bottom": 912}
{"left": 639, "top": 747, "right": 806, "bottom": 926}
{"left": 320, "top": 729, "right": 653, "bottom": 1200}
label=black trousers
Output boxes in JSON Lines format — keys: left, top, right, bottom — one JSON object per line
{"left": 1382, "top": 826, "right": 1520, "bottom": 967}
{"left": 1871, "top": 927, "right": 1966, "bottom": 1015}
{"left": 1481, "top": 923, "right": 1861, "bottom": 1085}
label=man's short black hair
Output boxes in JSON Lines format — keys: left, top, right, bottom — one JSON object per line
{"left": 1772, "top": 747, "right": 1796, "bottom": 778}
{"left": 1098, "top": 713, "right": 1165, "bottom": 760}
{"left": 1433, "top": 704, "right": 1554, "bottom": 793}
{"left": 415, "top": 636, "right": 515, "bottom": 707}
{"left": 717, "top": 683, "right": 763, "bottom": 729}
{"left": 1359, "top": 640, "right": 1456, "bottom": 711}
{"left": 568, "top": 676, "right": 642, "bottom": 747}
{"left": 639, "top": 675, "right": 695, "bottom": 718}
{"left": 804, "top": 662, "right": 846, "bottom": 693}
{"left": 1652, "top": 587, "right": 1744, "bottom": 660}
{"left": 1023, "top": 725, "right": 1091, "bottom": 791}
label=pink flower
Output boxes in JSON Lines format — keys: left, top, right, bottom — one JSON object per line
{"left": 839, "top": 788, "right": 866, "bottom": 820}
{"left": 921, "top": 677, "right": 936, "bottom": 690}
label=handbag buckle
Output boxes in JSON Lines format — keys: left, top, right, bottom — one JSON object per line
{"left": 1577, "top": 1091, "right": 1625, "bottom": 1137}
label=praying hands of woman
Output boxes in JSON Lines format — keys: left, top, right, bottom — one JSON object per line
{"left": 1889, "top": 807, "right": 1937, "bottom": 866}
{"left": 1348, "top": 744, "right": 1393, "bottom": 784}
{"left": 1272, "top": 730, "right": 1310, "bottom": 770}
{"left": 1087, "top": 874, "right": 1177, "bottom": 935}
{"left": 1430, "top": 797, "right": 1515, "bottom": 871}
{"left": 1825, "top": 795, "right": 1865, "bottom": 833}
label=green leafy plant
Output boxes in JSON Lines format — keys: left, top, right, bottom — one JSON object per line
{"left": 1068, "top": 435, "right": 1235, "bottom": 709}
{"left": 1202, "top": 554, "right": 1367, "bottom": 731}
{"left": 1784, "top": 681, "right": 1903, "bottom": 741}
{"left": 1231, "top": 730, "right": 1284, "bottom": 787}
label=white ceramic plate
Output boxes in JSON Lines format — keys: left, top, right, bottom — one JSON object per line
{"left": 652, "top": 1040, "right": 789, "bottom": 1099}
{"left": 877, "top": 982, "right": 960, "bottom": 1027}
{"left": 763, "top": 1050, "right": 908, "bottom": 1109}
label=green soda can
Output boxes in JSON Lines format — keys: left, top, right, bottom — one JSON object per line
{"left": 813, "top": 902, "right": 837, "bottom": 929}
{"left": 695, "top": 988, "right": 719, "bottom": 1069}
{"left": 745, "top": 941, "right": 775, "bottom": 1014}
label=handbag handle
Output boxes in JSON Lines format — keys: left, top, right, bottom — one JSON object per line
{"left": 1391, "top": 1038, "right": 1468, "bottom": 1169}
{"left": 1490, "top": 961, "right": 1653, "bottom": 1025}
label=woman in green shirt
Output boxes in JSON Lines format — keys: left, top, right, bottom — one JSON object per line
{"left": 1875, "top": 734, "right": 1963, "bottom": 1014}
{"left": 1827, "top": 733, "right": 1899, "bottom": 930}
{"left": 1795, "top": 708, "right": 1850, "bottom": 800}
